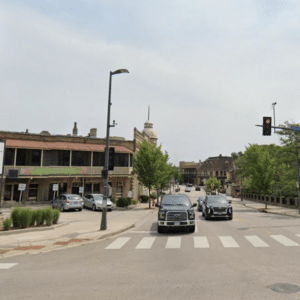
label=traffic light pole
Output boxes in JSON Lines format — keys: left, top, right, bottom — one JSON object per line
{"left": 100, "top": 72, "right": 113, "bottom": 231}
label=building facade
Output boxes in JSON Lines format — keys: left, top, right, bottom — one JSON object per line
{"left": 0, "top": 123, "right": 156, "bottom": 206}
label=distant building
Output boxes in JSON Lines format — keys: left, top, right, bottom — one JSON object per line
{"left": 179, "top": 161, "right": 201, "bottom": 185}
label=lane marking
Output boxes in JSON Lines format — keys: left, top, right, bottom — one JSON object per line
{"left": 194, "top": 237, "right": 209, "bottom": 248}
{"left": 136, "top": 237, "right": 156, "bottom": 249}
{"left": 0, "top": 263, "right": 18, "bottom": 269}
{"left": 245, "top": 235, "right": 269, "bottom": 247}
{"left": 165, "top": 237, "right": 181, "bottom": 249}
{"left": 105, "top": 237, "right": 130, "bottom": 249}
{"left": 219, "top": 236, "right": 240, "bottom": 248}
{"left": 270, "top": 235, "right": 299, "bottom": 246}
{"left": 195, "top": 222, "right": 198, "bottom": 233}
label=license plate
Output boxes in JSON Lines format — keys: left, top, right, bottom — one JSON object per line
{"left": 174, "top": 221, "right": 180, "bottom": 226}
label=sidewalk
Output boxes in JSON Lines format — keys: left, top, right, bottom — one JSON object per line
{"left": 0, "top": 202, "right": 157, "bottom": 259}
{"left": 226, "top": 195, "right": 300, "bottom": 218}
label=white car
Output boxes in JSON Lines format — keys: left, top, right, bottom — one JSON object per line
{"left": 185, "top": 187, "right": 192, "bottom": 192}
{"left": 83, "top": 194, "right": 113, "bottom": 211}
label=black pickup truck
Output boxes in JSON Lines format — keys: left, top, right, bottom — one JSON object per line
{"left": 155, "top": 194, "right": 197, "bottom": 233}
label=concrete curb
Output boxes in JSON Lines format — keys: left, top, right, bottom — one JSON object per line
{"left": 0, "top": 222, "right": 70, "bottom": 236}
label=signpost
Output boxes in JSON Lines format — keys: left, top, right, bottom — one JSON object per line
{"left": 52, "top": 184, "right": 58, "bottom": 200}
{"left": 18, "top": 183, "right": 26, "bottom": 203}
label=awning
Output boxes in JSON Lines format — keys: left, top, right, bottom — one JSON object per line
{"left": 5, "top": 139, "right": 133, "bottom": 153}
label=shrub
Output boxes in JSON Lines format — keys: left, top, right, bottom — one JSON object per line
{"left": 139, "top": 195, "right": 149, "bottom": 203}
{"left": 116, "top": 197, "right": 131, "bottom": 208}
{"left": 43, "top": 208, "right": 54, "bottom": 226}
{"left": 131, "top": 199, "right": 139, "bottom": 205}
{"left": 52, "top": 209, "right": 60, "bottom": 224}
{"left": 19, "top": 208, "right": 33, "bottom": 228}
{"left": 36, "top": 209, "right": 44, "bottom": 226}
{"left": 11, "top": 207, "right": 22, "bottom": 228}
{"left": 30, "top": 210, "right": 37, "bottom": 226}
{"left": 175, "top": 188, "right": 180, "bottom": 192}
{"left": 150, "top": 193, "right": 157, "bottom": 199}
{"left": 110, "top": 196, "right": 116, "bottom": 204}
{"left": 41, "top": 209, "right": 48, "bottom": 225}
{"left": 3, "top": 218, "right": 12, "bottom": 231}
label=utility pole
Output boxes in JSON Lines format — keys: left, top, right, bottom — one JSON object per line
{"left": 272, "top": 102, "right": 277, "bottom": 134}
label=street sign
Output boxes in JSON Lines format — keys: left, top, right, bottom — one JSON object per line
{"left": 79, "top": 187, "right": 84, "bottom": 193}
{"left": 291, "top": 126, "right": 300, "bottom": 132}
{"left": 128, "top": 191, "right": 133, "bottom": 198}
{"left": 18, "top": 184, "right": 26, "bottom": 191}
{"left": 52, "top": 184, "right": 58, "bottom": 191}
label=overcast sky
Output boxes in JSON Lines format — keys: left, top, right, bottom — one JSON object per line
{"left": 1, "top": 0, "right": 300, "bottom": 165}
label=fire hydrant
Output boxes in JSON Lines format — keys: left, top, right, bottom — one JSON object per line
{"left": 152, "top": 198, "right": 155, "bottom": 207}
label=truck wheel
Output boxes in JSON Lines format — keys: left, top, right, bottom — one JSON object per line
{"left": 189, "top": 226, "right": 195, "bottom": 233}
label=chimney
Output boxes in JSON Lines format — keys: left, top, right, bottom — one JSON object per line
{"left": 73, "top": 122, "right": 78, "bottom": 136}
{"left": 89, "top": 128, "right": 97, "bottom": 138}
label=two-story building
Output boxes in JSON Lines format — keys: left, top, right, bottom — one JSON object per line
{"left": 0, "top": 122, "right": 156, "bottom": 206}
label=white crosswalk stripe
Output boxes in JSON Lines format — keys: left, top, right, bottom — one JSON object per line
{"left": 0, "top": 263, "right": 18, "bottom": 269}
{"left": 105, "top": 237, "right": 131, "bottom": 249}
{"left": 165, "top": 237, "right": 181, "bottom": 249}
{"left": 270, "top": 235, "right": 299, "bottom": 246}
{"left": 219, "top": 236, "right": 240, "bottom": 248}
{"left": 194, "top": 237, "right": 209, "bottom": 248}
{"left": 136, "top": 237, "right": 156, "bottom": 249}
{"left": 245, "top": 235, "right": 269, "bottom": 247}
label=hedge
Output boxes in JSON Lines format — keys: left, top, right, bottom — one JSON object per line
{"left": 140, "top": 195, "right": 149, "bottom": 203}
{"left": 3, "top": 218, "right": 12, "bottom": 231}
{"left": 116, "top": 197, "right": 131, "bottom": 208}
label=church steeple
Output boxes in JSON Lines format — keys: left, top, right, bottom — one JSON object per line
{"left": 142, "top": 105, "right": 158, "bottom": 145}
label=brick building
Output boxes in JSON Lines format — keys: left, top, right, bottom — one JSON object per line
{"left": 0, "top": 123, "right": 155, "bottom": 206}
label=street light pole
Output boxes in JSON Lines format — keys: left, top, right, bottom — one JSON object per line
{"left": 100, "top": 69, "right": 129, "bottom": 230}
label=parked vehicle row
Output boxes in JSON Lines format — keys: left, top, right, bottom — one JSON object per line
{"left": 51, "top": 194, "right": 114, "bottom": 212}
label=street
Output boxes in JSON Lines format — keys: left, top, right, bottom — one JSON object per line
{"left": 1, "top": 188, "right": 300, "bottom": 299}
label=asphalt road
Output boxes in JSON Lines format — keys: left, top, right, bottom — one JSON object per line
{"left": 1, "top": 187, "right": 300, "bottom": 300}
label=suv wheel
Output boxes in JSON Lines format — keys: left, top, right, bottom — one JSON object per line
{"left": 157, "top": 226, "right": 163, "bottom": 233}
{"left": 228, "top": 215, "right": 233, "bottom": 220}
{"left": 188, "top": 226, "right": 195, "bottom": 233}
{"left": 205, "top": 214, "right": 210, "bottom": 220}
{"left": 92, "top": 205, "right": 96, "bottom": 211}
{"left": 60, "top": 205, "right": 64, "bottom": 212}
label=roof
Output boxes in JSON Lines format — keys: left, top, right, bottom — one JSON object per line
{"left": 199, "top": 157, "right": 234, "bottom": 172}
{"left": 5, "top": 139, "right": 133, "bottom": 153}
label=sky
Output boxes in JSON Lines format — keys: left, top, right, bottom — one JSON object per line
{"left": 1, "top": 0, "right": 300, "bottom": 166}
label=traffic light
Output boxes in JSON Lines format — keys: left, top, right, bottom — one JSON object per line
{"left": 263, "top": 117, "right": 272, "bottom": 136}
{"left": 108, "top": 147, "right": 115, "bottom": 170}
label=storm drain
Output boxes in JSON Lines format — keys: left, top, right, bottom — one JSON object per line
{"left": 268, "top": 283, "right": 300, "bottom": 294}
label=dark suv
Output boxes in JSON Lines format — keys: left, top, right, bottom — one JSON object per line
{"left": 155, "top": 194, "right": 197, "bottom": 233}
{"left": 202, "top": 195, "right": 233, "bottom": 220}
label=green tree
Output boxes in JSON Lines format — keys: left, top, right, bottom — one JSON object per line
{"left": 133, "top": 140, "right": 173, "bottom": 209}
{"left": 206, "top": 177, "right": 221, "bottom": 193}
{"left": 243, "top": 144, "right": 276, "bottom": 209}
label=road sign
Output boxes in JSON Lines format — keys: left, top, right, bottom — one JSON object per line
{"left": 79, "top": 187, "right": 84, "bottom": 193}
{"left": 52, "top": 184, "right": 58, "bottom": 191}
{"left": 128, "top": 191, "right": 133, "bottom": 198}
{"left": 18, "top": 184, "right": 26, "bottom": 191}
{"left": 291, "top": 126, "right": 300, "bottom": 132}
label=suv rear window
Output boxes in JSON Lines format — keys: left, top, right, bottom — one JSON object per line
{"left": 69, "top": 196, "right": 81, "bottom": 200}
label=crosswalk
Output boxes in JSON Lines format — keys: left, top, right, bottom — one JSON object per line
{"left": 104, "top": 234, "right": 300, "bottom": 250}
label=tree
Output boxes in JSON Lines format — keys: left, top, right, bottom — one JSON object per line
{"left": 133, "top": 140, "right": 173, "bottom": 209}
{"left": 243, "top": 144, "right": 276, "bottom": 209}
{"left": 206, "top": 177, "right": 221, "bottom": 194}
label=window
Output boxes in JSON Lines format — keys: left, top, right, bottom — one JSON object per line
{"left": 16, "top": 149, "right": 41, "bottom": 166}
{"left": 4, "top": 148, "right": 15, "bottom": 165}
{"left": 72, "top": 151, "right": 91, "bottom": 166}
{"left": 115, "top": 153, "right": 128, "bottom": 167}
{"left": 116, "top": 186, "right": 123, "bottom": 194}
{"left": 43, "top": 150, "right": 70, "bottom": 166}
{"left": 93, "top": 152, "right": 105, "bottom": 166}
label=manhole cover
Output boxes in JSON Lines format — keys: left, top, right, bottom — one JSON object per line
{"left": 268, "top": 283, "right": 300, "bottom": 294}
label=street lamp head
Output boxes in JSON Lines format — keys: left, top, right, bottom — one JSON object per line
{"left": 111, "top": 69, "right": 129, "bottom": 75}
{"left": 272, "top": 102, "right": 277, "bottom": 105}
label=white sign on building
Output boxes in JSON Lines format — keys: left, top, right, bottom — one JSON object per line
{"left": 52, "top": 184, "right": 58, "bottom": 191}
{"left": 18, "top": 184, "right": 26, "bottom": 191}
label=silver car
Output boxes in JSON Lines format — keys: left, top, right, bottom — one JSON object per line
{"left": 83, "top": 194, "right": 113, "bottom": 211}
{"left": 51, "top": 194, "right": 84, "bottom": 212}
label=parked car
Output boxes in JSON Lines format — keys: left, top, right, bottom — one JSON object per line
{"left": 197, "top": 195, "right": 206, "bottom": 212}
{"left": 83, "top": 194, "right": 113, "bottom": 211}
{"left": 155, "top": 194, "right": 197, "bottom": 233}
{"left": 185, "top": 186, "right": 192, "bottom": 192}
{"left": 51, "top": 194, "right": 84, "bottom": 212}
{"left": 202, "top": 195, "right": 233, "bottom": 220}
{"left": 195, "top": 186, "right": 201, "bottom": 191}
